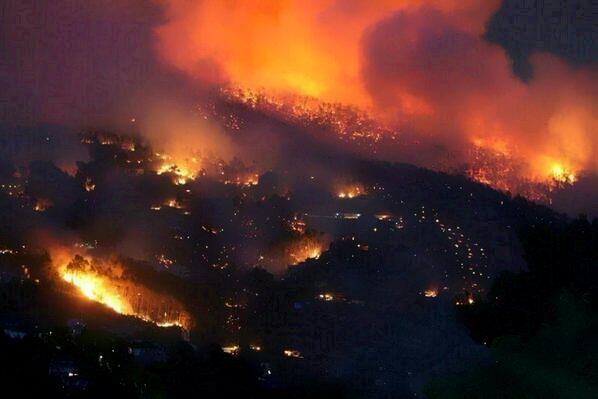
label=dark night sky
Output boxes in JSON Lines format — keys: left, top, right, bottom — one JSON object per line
{"left": 486, "top": 0, "right": 597, "bottom": 80}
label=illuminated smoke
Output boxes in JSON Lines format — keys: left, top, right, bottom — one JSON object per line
{"left": 140, "top": 99, "right": 235, "bottom": 182}
{"left": 1, "top": 1, "right": 595, "bottom": 199}
{"left": 362, "top": 8, "right": 597, "bottom": 183}
{"left": 153, "top": 0, "right": 597, "bottom": 187}
{"left": 154, "top": 1, "right": 499, "bottom": 105}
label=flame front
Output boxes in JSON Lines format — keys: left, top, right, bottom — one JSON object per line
{"left": 155, "top": 153, "right": 199, "bottom": 185}
{"left": 62, "top": 268, "right": 129, "bottom": 314}
{"left": 336, "top": 184, "right": 366, "bottom": 199}
{"left": 549, "top": 163, "right": 577, "bottom": 185}
{"left": 57, "top": 254, "right": 191, "bottom": 331}
{"left": 288, "top": 239, "right": 324, "bottom": 265}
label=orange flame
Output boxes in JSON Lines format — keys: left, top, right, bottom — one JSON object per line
{"left": 54, "top": 252, "right": 191, "bottom": 331}
{"left": 288, "top": 238, "right": 325, "bottom": 265}
{"left": 155, "top": 153, "right": 199, "bottom": 185}
{"left": 336, "top": 183, "right": 366, "bottom": 199}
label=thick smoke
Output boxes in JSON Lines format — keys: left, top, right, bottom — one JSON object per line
{"left": 153, "top": 0, "right": 501, "bottom": 106}
{"left": 153, "top": 0, "right": 597, "bottom": 181}
{"left": 139, "top": 99, "right": 235, "bottom": 165}
{"left": 362, "top": 7, "right": 598, "bottom": 180}
{"left": 1, "top": 0, "right": 596, "bottom": 188}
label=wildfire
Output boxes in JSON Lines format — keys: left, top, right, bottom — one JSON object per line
{"left": 466, "top": 142, "right": 583, "bottom": 201}
{"left": 156, "top": 254, "right": 174, "bottom": 269}
{"left": 288, "top": 216, "right": 307, "bottom": 234}
{"left": 336, "top": 184, "right": 366, "bottom": 199}
{"left": 223, "top": 174, "right": 259, "bottom": 187}
{"left": 62, "top": 267, "right": 127, "bottom": 314}
{"left": 155, "top": 153, "right": 199, "bottom": 185}
{"left": 150, "top": 0, "right": 598, "bottom": 210}
{"left": 225, "top": 86, "right": 587, "bottom": 205}
{"left": 375, "top": 213, "right": 393, "bottom": 221}
{"left": 55, "top": 253, "right": 191, "bottom": 331}
{"left": 549, "top": 163, "right": 577, "bottom": 185}
{"left": 84, "top": 177, "right": 96, "bottom": 192}
{"left": 222, "top": 345, "right": 240, "bottom": 356}
{"left": 289, "top": 239, "right": 324, "bottom": 265}
{"left": 283, "top": 349, "right": 302, "bottom": 358}
{"left": 222, "top": 87, "right": 392, "bottom": 149}
{"left": 34, "top": 199, "right": 53, "bottom": 212}
{"left": 455, "top": 294, "right": 475, "bottom": 306}
{"left": 164, "top": 199, "right": 184, "bottom": 209}
{"left": 81, "top": 132, "right": 137, "bottom": 152}
{"left": 317, "top": 293, "right": 334, "bottom": 302}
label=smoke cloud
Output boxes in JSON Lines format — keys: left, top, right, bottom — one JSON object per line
{"left": 1, "top": 0, "right": 596, "bottom": 185}
{"left": 362, "top": 7, "right": 598, "bottom": 180}
{"left": 152, "top": 0, "right": 597, "bottom": 181}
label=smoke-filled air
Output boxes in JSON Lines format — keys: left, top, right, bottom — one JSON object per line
{"left": 0, "top": 1, "right": 597, "bottom": 397}
{"left": 154, "top": 0, "right": 597, "bottom": 190}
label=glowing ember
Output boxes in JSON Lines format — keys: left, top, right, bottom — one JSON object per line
{"left": 288, "top": 216, "right": 307, "bottom": 234}
{"left": 289, "top": 240, "right": 324, "bottom": 265}
{"left": 455, "top": 295, "right": 475, "bottom": 306}
{"left": 164, "top": 199, "right": 184, "bottom": 209}
{"left": 56, "top": 254, "right": 191, "bottom": 331}
{"left": 375, "top": 213, "right": 393, "bottom": 221}
{"left": 424, "top": 290, "right": 438, "bottom": 298}
{"left": 156, "top": 254, "right": 174, "bottom": 268}
{"left": 317, "top": 293, "right": 334, "bottom": 301}
{"left": 84, "top": 177, "right": 96, "bottom": 192}
{"left": 34, "top": 199, "right": 52, "bottom": 212}
{"left": 223, "top": 173, "right": 259, "bottom": 187}
{"left": 222, "top": 345, "right": 240, "bottom": 355}
{"left": 283, "top": 349, "right": 302, "bottom": 358}
{"left": 245, "top": 174, "right": 259, "bottom": 186}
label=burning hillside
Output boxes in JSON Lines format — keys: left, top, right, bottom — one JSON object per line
{"left": 152, "top": 1, "right": 596, "bottom": 205}
{"left": 53, "top": 252, "right": 191, "bottom": 331}
{"left": 336, "top": 183, "right": 366, "bottom": 199}
{"left": 154, "top": 152, "right": 199, "bottom": 186}
{"left": 219, "top": 87, "right": 590, "bottom": 205}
